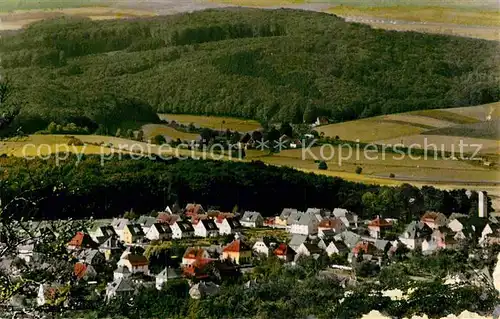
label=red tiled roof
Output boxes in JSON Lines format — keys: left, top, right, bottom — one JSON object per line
{"left": 223, "top": 240, "right": 251, "bottom": 253}
{"left": 74, "top": 262, "right": 87, "bottom": 279}
{"left": 67, "top": 232, "right": 98, "bottom": 249}
{"left": 318, "top": 218, "right": 343, "bottom": 229}
{"left": 274, "top": 243, "right": 295, "bottom": 256}
{"left": 183, "top": 247, "right": 208, "bottom": 260}
{"left": 368, "top": 217, "right": 392, "bottom": 228}
{"left": 352, "top": 241, "right": 377, "bottom": 255}
{"left": 264, "top": 217, "right": 275, "bottom": 225}
{"left": 421, "top": 212, "right": 440, "bottom": 222}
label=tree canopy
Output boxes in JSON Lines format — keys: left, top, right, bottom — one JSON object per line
{"left": 0, "top": 9, "right": 498, "bottom": 133}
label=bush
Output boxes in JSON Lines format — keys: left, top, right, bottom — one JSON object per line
{"left": 318, "top": 161, "right": 328, "bottom": 170}
{"left": 389, "top": 173, "right": 395, "bottom": 178}
{"left": 355, "top": 166, "right": 362, "bottom": 174}
{"left": 67, "top": 137, "right": 84, "bottom": 146}
{"left": 152, "top": 134, "right": 167, "bottom": 145}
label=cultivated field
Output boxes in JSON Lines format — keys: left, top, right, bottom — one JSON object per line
{"left": 0, "top": 7, "right": 155, "bottom": 30}
{"left": 158, "top": 114, "right": 262, "bottom": 132}
{"left": 327, "top": 6, "right": 500, "bottom": 27}
{"left": 316, "top": 103, "right": 500, "bottom": 155}
{"left": 141, "top": 124, "right": 200, "bottom": 142}
{"left": 1, "top": 0, "right": 499, "bottom": 41}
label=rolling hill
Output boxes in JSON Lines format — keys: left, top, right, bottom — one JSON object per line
{"left": 315, "top": 102, "right": 500, "bottom": 155}
{"left": 0, "top": 8, "right": 498, "bottom": 135}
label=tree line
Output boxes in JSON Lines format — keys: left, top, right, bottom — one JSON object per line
{"left": 0, "top": 8, "right": 498, "bottom": 133}
{"left": 0, "top": 155, "right": 490, "bottom": 221}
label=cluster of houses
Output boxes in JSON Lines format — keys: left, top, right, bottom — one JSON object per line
{"left": 259, "top": 203, "right": 500, "bottom": 269}
{"left": 6, "top": 199, "right": 499, "bottom": 307}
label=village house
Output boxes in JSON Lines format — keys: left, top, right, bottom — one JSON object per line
{"left": 185, "top": 203, "right": 205, "bottom": 217}
{"left": 117, "top": 253, "right": 149, "bottom": 275}
{"left": 155, "top": 267, "right": 181, "bottom": 290}
{"left": 217, "top": 217, "right": 242, "bottom": 235}
{"left": 67, "top": 232, "right": 98, "bottom": 251}
{"left": 305, "top": 208, "right": 330, "bottom": 222}
{"left": 189, "top": 282, "right": 220, "bottom": 299}
{"left": 222, "top": 240, "right": 252, "bottom": 265}
{"left": 290, "top": 213, "right": 318, "bottom": 235}
{"left": 145, "top": 223, "right": 172, "bottom": 241}
{"left": 351, "top": 241, "right": 379, "bottom": 259}
{"left": 289, "top": 139, "right": 302, "bottom": 149}
{"left": 74, "top": 262, "right": 97, "bottom": 281}
{"left": 182, "top": 247, "right": 219, "bottom": 267}
{"left": 295, "top": 243, "right": 323, "bottom": 259}
{"left": 171, "top": 221, "right": 195, "bottom": 239}
{"left": 334, "top": 230, "right": 362, "bottom": 249}
{"left": 399, "top": 221, "right": 432, "bottom": 250}
{"left": 194, "top": 219, "right": 219, "bottom": 238}
{"left": 312, "top": 116, "right": 329, "bottom": 127}
{"left": 122, "top": 224, "right": 146, "bottom": 244}
{"left": 275, "top": 208, "right": 299, "bottom": 227}
{"left": 137, "top": 215, "right": 157, "bottom": 234}
{"left": 273, "top": 243, "right": 296, "bottom": 262}
{"left": 99, "top": 235, "right": 122, "bottom": 260}
{"left": 113, "top": 265, "right": 131, "bottom": 281}
{"left": 368, "top": 217, "right": 393, "bottom": 239}
{"left": 318, "top": 218, "right": 346, "bottom": 237}
{"left": 288, "top": 234, "right": 308, "bottom": 251}
{"left": 421, "top": 227, "right": 459, "bottom": 254}
{"left": 481, "top": 222, "right": 500, "bottom": 245}
{"left": 240, "top": 211, "right": 264, "bottom": 228}
{"left": 106, "top": 278, "right": 134, "bottom": 300}
{"left": 332, "top": 208, "right": 359, "bottom": 229}
{"left": 92, "top": 225, "right": 117, "bottom": 243}
{"left": 325, "top": 240, "right": 349, "bottom": 257}
{"left": 111, "top": 218, "right": 130, "bottom": 239}
{"left": 252, "top": 237, "right": 278, "bottom": 257}
{"left": 78, "top": 249, "right": 105, "bottom": 266}
{"left": 421, "top": 212, "right": 448, "bottom": 229}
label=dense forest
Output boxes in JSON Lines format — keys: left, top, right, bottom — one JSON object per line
{"left": 0, "top": 8, "right": 499, "bottom": 133}
{"left": 0, "top": 155, "right": 489, "bottom": 220}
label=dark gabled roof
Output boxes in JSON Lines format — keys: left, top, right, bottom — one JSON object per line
{"left": 176, "top": 221, "right": 194, "bottom": 232}
{"left": 125, "top": 224, "right": 145, "bottom": 237}
{"left": 123, "top": 254, "right": 149, "bottom": 266}
{"left": 137, "top": 216, "right": 157, "bottom": 227}
{"left": 225, "top": 217, "right": 242, "bottom": 229}
{"left": 241, "top": 211, "right": 262, "bottom": 222}
{"left": 329, "top": 240, "right": 349, "bottom": 252}
{"left": 68, "top": 232, "right": 98, "bottom": 249}
{"left": 301, "top": 243, "right": 323, "bottom": 254}
{"left": 201, "top": 219, "right": 218, "bottom": 231}
{"left": 279, "top": 208, "right": 297, "bottom": 220}
{"left": 99, "top": 226, "right": 117, "bottom": 237}
{"left": 153, "top": 223, "right": 172, "bottom": 234}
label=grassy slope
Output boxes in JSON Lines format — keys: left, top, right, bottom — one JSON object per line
{"left": 327, "top": 5, "right": 500, "bottom": 27}
{"left": 0, "top": 0, "right": 110, "bottom": 11}
{"left": 315, "top": 103, "right": 498, "bottom": 142}
{"left": 158, "top": 114, "right": 261, "bottom": 132}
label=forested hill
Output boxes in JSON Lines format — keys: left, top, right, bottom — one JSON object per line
{"left": 0, "top": 156, "right": 489, "bottom": 220}
{"left": 1, "top": 8, "right": 499, "bottom": 133}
